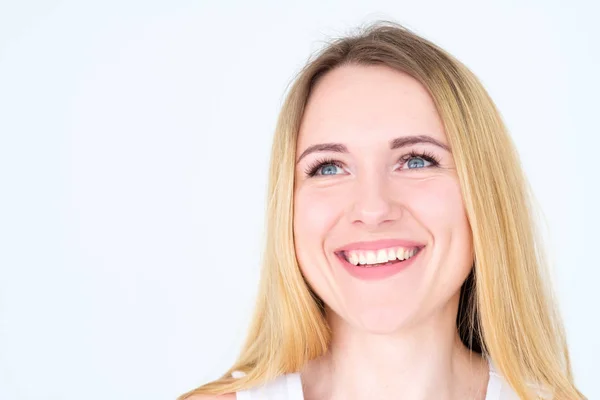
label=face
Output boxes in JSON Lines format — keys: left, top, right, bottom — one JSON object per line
{"left": 293, "top": 64, "right": 473, "bottom": 334}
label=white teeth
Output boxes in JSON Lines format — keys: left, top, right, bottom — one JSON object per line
{"left": 348, "top": 252, "right": 359, "bottom": 265}
{"left": 358, "top": 252, "right": 367, "bottom": 265}
{"left": 345, "top": 246, "right": 421, "bottom": 266}
{"left": 376, "top": 249, "right": 388, "bottom": 263}
{"left": 387, "top": 248, "right": 396, "bottom": 260}
{"left": 366, "top": 251, "right": 377, "bottom": 264}
{"left": 396, "top": 247, "right": 405, "bottom": 260}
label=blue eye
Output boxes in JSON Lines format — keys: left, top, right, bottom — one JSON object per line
{"left": 305, "top": 159, "right": 345, "bottom": 177}
{"left": 315, "top": 164, "right": 341, "bottom": 175}
{"left": 304, "top": 151, "right": 441, "bottom": 178}
{"left": 406, "top": 157, "right": 428, "bottom": 169}
{"left": 319, "top": 164, "right": 342, "bottom": 175}
{"left": 400, "top": 151, "right": 440, "bottom": 170}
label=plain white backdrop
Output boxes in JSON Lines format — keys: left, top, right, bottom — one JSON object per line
{"left": 0, "top": 1, "right": 598, "bottom": 399}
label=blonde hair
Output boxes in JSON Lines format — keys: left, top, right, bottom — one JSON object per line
{"left": 179, "top": 21, "right": 584, "bottom": 399}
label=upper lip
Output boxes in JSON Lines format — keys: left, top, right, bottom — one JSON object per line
{"left": 334, "top": 238, "right": 426, "bottom": 253}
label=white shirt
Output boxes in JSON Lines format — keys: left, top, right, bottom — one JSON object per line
{"left": 231, "top": 358, "right": 548, "bottom": 399}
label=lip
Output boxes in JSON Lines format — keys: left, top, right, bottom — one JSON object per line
{"left": 334, "top": 238, "right": 426, "bottom": 253}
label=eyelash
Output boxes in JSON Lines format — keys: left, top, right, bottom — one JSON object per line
{"left": 304, "top": 150, "right": 441, "bottom": 177}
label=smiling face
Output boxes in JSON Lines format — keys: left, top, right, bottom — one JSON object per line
{"left": 293, "top": 64, "right": 474, "bottom": 334}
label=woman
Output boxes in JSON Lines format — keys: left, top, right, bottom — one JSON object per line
{"left": 179, "top": 21, "right": 585, "bottom": 400}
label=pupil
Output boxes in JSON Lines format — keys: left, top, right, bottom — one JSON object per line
{"left": 408, "top": 158, "right": 424, "bottom": 168}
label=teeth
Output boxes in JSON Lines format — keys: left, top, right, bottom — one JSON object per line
{"left": 366, "top": 251, "right": 377, "bottom": 264}
{"left": 345, "top": 246, "right": 420, "bottom": 266}
{"left": 387, "top": 248, "right": 396, "bottom": 260}
{"left": 358, "top": 252, "right": 367, "bottom": 265}
{"left": 348, "top": 252, "right": 359, "bottom": 265}
{"left": 396, "top": 247, "right": 406, "bottom": 260}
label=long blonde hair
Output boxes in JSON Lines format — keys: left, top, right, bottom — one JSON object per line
{"left": 179, "top": 21, "right": 584, "bottom": 399}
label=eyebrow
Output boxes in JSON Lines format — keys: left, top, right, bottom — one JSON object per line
{"left": 296, "top": 134, "right": 451, "bottom": 164}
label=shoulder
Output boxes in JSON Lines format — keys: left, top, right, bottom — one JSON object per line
{"left": 181, "top": 394, "right": 236, "bottom": 400}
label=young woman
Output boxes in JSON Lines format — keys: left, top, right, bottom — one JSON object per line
{"left": 179, "top": 21, "right": 585, "bottom": 400}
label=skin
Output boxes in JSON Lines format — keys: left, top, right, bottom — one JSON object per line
{"left": 292, "top": 64, "right": 489, "bottom": 400}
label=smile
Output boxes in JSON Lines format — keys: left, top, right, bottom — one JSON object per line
{"left": 339, "top": 246, "right": 422, "bottom": 267}
{"left": 335, "top": 245, "right": 424, "bottom": 280}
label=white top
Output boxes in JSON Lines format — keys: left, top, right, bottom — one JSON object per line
{"left": 231, "top": 358, "right": 547, "bottom": 399}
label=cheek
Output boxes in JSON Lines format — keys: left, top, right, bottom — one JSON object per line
{"left": 293, "top": 187, "right": 341, "bottom": 294}
{"left": 404, "top": 176, "right": 470, "bottom": 233}
{"left": 293, "top": 187, "right": 342, "bottom": 252}
{"left": 399, "top": 176, "right": 473, "bottom": 275}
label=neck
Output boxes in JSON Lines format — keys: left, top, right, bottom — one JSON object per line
{"left": 300, "top": 293, "right": 489, "bottom": 400}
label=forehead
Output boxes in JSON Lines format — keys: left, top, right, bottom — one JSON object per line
{"left": 297, "top": 64, "right": 447, "bottom": 150}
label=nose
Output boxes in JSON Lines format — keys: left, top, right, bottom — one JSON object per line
{"left": 347, "top": 174, "right": 401, "bottom": 229}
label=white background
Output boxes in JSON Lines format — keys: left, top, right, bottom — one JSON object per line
{"left": 0, "top": 1, "right": 598, "bottom": 399}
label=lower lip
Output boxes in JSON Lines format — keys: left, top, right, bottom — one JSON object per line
{"left": 337, "top": 248, "right": 423, "bottom": 281}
